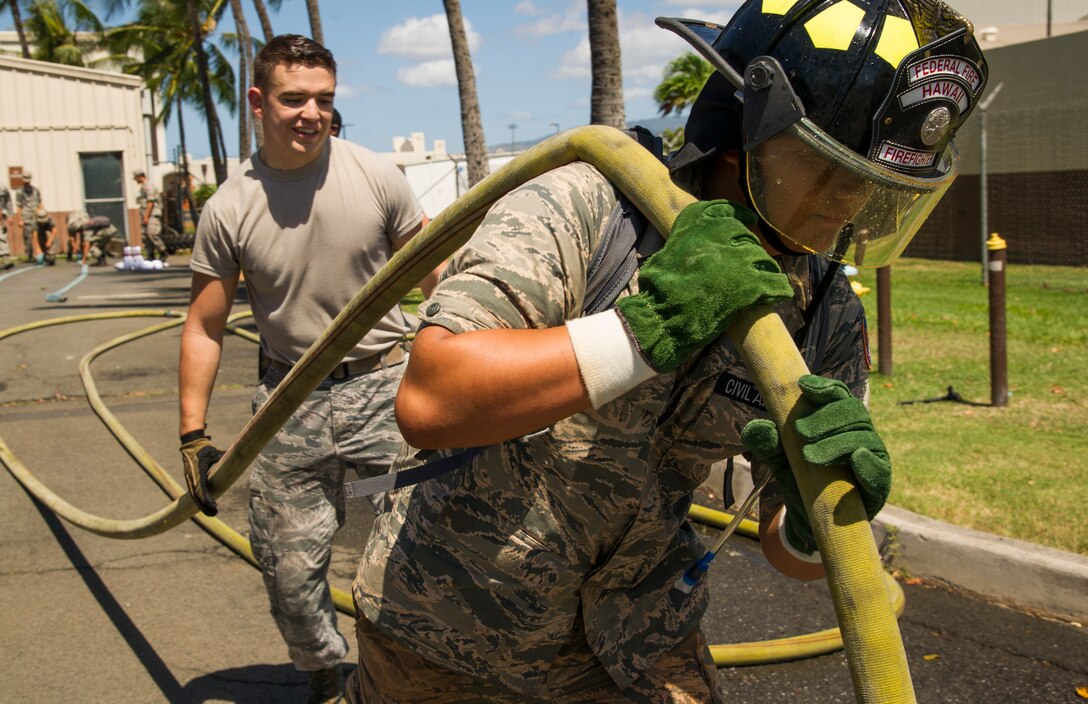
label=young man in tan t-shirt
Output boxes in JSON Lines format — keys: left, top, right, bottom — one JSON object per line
{"left": 178, "top": 35, "right": 441, "bottom": 704}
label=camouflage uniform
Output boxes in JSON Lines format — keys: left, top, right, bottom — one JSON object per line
{"left": 354, "top": 162, "right": 868, "bottom": 701}
{"left": 16, "top": 183, "right": 41, "bottom": 259}
{"left": 0, "top": 183, "right": 11, "bottom": 265}
{"left": 136, "top": 180, "right": 166, "bottom": 259}
{"left": 250, "top": 358, "right": 406, "bottom": 671}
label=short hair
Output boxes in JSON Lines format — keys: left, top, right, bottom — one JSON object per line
{"left": 331, "top": 108, "right": 343, "bottom": 135}
{"left": 254, "top": 34, "right": 337, "bottom": 91}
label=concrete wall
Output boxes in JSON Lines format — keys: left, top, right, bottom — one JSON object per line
{"left": 906, "top": 30, "right": 1088, "bottom": 266}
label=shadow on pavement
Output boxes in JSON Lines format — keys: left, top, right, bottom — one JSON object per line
{"left": 179, "top": 663, "right": 359, "bottom": 703}
{"left": 22, "top": 486, "right": 186, "bottom": 701}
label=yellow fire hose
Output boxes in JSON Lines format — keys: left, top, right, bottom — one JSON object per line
{"left": 0, "top": 125, "right": 914, "bottom": 700}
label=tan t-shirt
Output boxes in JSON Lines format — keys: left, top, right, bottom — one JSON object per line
{"left": 191, "top": 138, "right": 424, "bottom": 364}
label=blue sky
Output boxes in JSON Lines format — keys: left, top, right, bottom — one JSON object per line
{"left": 140, "top": 0, "right": 744, "bottom": 158}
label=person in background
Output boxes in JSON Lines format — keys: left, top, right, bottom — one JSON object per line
{"left": 134, "top": 169, "right": 168, "bottom": 263}
{"left": 330, "top": 108, "right": 343, "bottom": 138}
{"left": 32, "top": 206, "right": 57, "bottom": 266}
{"left": 0, "top": 180, "right": 12, "bottom": 270}
{"left": 14, "top": 171, "right": 42, "bottom": 262}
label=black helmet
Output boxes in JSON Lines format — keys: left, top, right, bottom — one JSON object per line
{"left": 659, "top": 0, "right": 988, "bottom": 266}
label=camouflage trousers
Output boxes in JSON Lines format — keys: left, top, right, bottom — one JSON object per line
{"left": 346, "top": 613, "right": 724, "bottom": 703}
{"left": 141, "top": 217, "right": 166, "bottom": 257}
{"left": 0, "top": 221, "right": 9, "bottom": 257}
{"left": 249, "top": 353, "right": 406, "bottom": 672}
{"left": 23, "top": 223, "right": 35, "bottom": 259}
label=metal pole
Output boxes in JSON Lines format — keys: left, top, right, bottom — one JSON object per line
{"left": 978, "top": 83, "right": 1004, "bottom": 286}
{"left": 1047, "top": 0, "right": 1052, "bottom": 37}
{"left": 508, "top": 123, "right": 517, "bottom": 152}
{"left": 876, "top": 266, "right": 892, "bottom": 376}
{"left": 987, "top": 233, "right": 1008, "bottom": 406}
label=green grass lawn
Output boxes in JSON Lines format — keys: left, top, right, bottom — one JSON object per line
{"left": 853, "top": 258, "right": 1087, "bottom": 555}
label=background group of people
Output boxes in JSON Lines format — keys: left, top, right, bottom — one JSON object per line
{"left": 0, "top": 167, "right": 166, "bottom": 270}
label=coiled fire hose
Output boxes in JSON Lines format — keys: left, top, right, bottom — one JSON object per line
{"left": 0, "top": 125, "right": 913, "bottom": 700}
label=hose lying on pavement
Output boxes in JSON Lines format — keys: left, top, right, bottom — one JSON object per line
{"left": 0, "top": 310, "right": 905, "bottom": 664}
{"left": 0, "top": 125, "right": 914, "bottom": 700}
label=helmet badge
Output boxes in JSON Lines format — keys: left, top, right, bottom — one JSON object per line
{"left": 920, "top": 106, "right": 952, "bottom": 146}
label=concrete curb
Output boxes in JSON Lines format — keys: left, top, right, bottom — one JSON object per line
{"left": 873, "top": 504, "right": 1088, "bottom": 624}
{"left": 701, "top": 459, "right": 1088, "bottom": 624}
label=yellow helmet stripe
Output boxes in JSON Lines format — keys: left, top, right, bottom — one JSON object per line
{"left": 874, "top": 15, "right": 919, "bottom": 68}
{"left": 804, "top": 1, "right": 866, "bottom": 51}
{"left": 762, "top": 0, "right": 804, "bottom": 15}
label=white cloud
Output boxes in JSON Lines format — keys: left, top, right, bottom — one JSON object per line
{"left": 624, "top": 86, "right": 653, "bottom": 101}
{"left": 550, "top": 11, "right": 694, "bottom": 82}
{"left": 517, "top": 0, "right": 584, "bottom": 36}
{"left": 509, "top": 110, "right": 534, "bottom": 120}
{"left": 673, "top": 7, "right": 738, "bottom": 23}
{"left": 397, "top": 59, "right": 457, "bottom": 88}
{"left": 514, "top": 1, "right": 539, "bottom": 16}
{"left": 335, "top": 84, "right": 357, "bottom": 99}
{"left": 379, "top": 14, "right": 480, "bottom": 60}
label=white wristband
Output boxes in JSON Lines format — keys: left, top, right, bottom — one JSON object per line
{"left": 778, "top": 509, "right": 823, "bottom": 564}
{"left": 566, "top": 309, "right": 657, "bottom": 408}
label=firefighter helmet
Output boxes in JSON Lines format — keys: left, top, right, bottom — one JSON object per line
{"left": 659, "top": 0, "right": 988, "bottom": 266}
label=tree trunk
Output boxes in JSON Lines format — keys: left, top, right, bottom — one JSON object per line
{"left": 184, "top": 0, "right": 227, "bottom": 184}
{"left": 305, "top": 0, "right": 323, "bottom": 45}
{"left": 251, "top": 0, "right": 274, "bottom": 43}
{"left": 587, "top": 0, "right": 624, "bottom": 128}
{"left": 443, "top": 0, "right": 488, "bottom": 187}
{"left": 176, "top": 94, "right": 198, "bottom": 226}
{"left": 8, "top": 1, "right": 31, "bottom": 58}
{"left": 229, "top": 0, "right": 253, "bottom": 160}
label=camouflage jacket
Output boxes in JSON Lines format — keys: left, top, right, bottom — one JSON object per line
{"left": 16, "top": 185, "right": 41, "bottom": 221}
{"left": 0, "top": 183, "right": 11, "bottom": 219}
{"left": 355, "top": 162, "right": 869, "bottom": 695}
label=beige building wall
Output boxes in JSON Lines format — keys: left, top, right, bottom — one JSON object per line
{"left": 0, "top": 55, "right": 149, "bottom": 251}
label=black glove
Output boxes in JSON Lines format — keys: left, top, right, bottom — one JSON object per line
{"left": 180, "top": 430, "right": 224, "bottom": 516}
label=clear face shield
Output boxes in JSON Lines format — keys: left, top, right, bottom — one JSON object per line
{"left": 746, "top": 119, "right": 959, "bottom": 267}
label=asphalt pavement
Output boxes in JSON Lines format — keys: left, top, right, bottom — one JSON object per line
{"left": 1, "top": 257, "right": 1085, "bottom": 703}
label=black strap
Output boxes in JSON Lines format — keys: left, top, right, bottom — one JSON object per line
{"left": 344, "top": 447, "right": 486, "bottom": 499}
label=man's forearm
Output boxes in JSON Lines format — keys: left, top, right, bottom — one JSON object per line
{"left": 178, "top": 329, "right": 225, "bottom": 435}
{"left": 395, "top": 325, "right": 590, "bottom": 449}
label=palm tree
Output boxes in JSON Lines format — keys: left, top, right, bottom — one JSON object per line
{"left": 1, "top": 0, "right": 32, "bottom": 57}
{"left": 108, "top": 0, "right": 235, "bottom": 184}
{"left": 250, "top": 0, "right": 279, "bottom": 42}
{"left": 226, "top": 0, "right": 254, "bottom": 160}
{"left": 304, "top": 0, "right": 321, "bottom": 44}
{"left": 443, "top": 0, "right": 488, "bottom": 187}
{"left": 24, "top": 0, "right": 103, "bottom": 67}
{"left": 183, "top": 0, "right": 228, "bottom": 183}
{"left": 653, "top": 52, "right": 712, "bottom": 116}
{"left": 653, "top": 52, "right": 713, "bottom": 151}
{"left": 587, "top": 0, "right": 624, "bottom": 128}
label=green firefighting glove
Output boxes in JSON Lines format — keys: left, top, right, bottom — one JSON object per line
{"left": 742, "top": 374, "right": 892, "bottom": 555}
{"left": 180, "top": 431, "right": 224, "bottom": 516}
{"left": 615, "top": 199, "right": 795, "bottom": 372}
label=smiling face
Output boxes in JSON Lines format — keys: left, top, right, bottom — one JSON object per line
{"left": 249, "top": 62, "right": 336, "bottom": 171}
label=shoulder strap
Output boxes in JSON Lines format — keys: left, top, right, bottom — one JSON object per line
{"left": 582, "top": 126, "right": 667, "bottom": 316}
